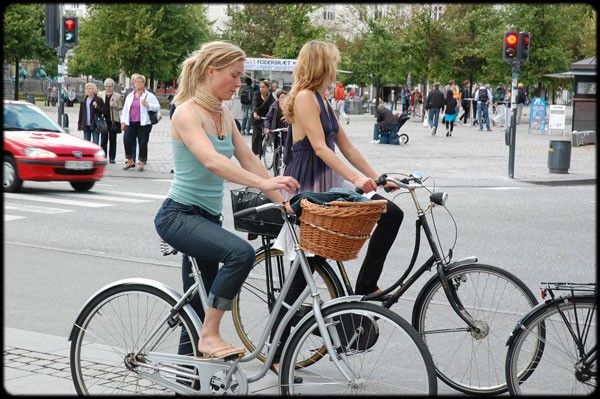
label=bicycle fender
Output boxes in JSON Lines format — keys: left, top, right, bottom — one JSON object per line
{"left": 68, "top": 278, "right": 203, "bottom": 341}
{"left": 504, "top": 294, "right": 596, "bottom": 347}
{"left": 279, "top": 295, "right": 363, "bottom": 361}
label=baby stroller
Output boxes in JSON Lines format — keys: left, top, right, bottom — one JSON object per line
{"left": 379, "top": 111, "right": 410, "bottom": 145}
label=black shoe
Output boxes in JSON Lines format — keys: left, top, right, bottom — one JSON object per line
{"left": 109, "top": 160, "right": 115, "bottom": 164}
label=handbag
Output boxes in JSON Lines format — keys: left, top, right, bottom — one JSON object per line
{"left": 113, "top": 121, "right": 122, "bottom": 134}
{"left": 95, "top": 114, "right": 108, "bottom": 135}
{"left": 148, "top": 110, "right": 161, "bottom": 125}
{"left": 230, "top": 187, "right": 284, "bottom": 238}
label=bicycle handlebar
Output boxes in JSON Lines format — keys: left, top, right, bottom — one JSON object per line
{"left": 355, "top": 172, "right": 423, "bottom": 195}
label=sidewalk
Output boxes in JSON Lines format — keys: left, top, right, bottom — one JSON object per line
{"left": 3, "top": 103, "right": 596, "bottom": 395}
{"left": 38, "top": 103, "right": 596, "bottom": 186}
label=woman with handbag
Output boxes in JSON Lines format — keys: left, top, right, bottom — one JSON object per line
{"left": 98, "top": 78, "right": 123, "bottom": 163}
{"left": 120, "top": 74, "right": 160, "bottom": 171}
{"left": 77, "top": 82, "right": 105, "bottom": 145}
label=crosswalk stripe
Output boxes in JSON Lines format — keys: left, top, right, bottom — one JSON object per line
{"left": 4, "top": 215, "right": 26, "bottom": 221}
{"left": 95, "top": 190, "right": 166, "bottom": 199}
{"left": 4, "top": 193, "right": 112, "bottom": 208}
{"left": 54, "top": 193, "right": 151, "bottom": 203}
{"left": 4, "top": 204, "right": 73, "bottom": 214}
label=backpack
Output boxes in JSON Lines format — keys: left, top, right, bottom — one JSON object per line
{"left": 240, "top": 85, "right": 253, "bottom": 105}
{"left": 478, "top": 87, "right": 489, "bottom": 103}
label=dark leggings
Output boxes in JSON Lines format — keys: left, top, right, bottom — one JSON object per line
{"left": 271, "top": 194, "right": 403, "bottom": 362}
{"left": 445, "top": 120, "right": 455, "bottom": 132}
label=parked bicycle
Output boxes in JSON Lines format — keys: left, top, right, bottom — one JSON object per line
{"left": 505, "top": 282, "right": 597, "bottom": 395}
{"left": 231, "top": 171, "right": 540, "bottom": 395}
{"left": 68, "top": 200, "right": 438, "bottom": 395}
{"left": 261, "top": 127, "right": 287, "bottom": 176}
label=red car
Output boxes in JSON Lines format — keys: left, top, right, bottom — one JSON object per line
{"left": 3, "top": 100, "right": 106, "bottom": 192}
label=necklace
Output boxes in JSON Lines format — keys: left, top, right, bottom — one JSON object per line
{"left": 210, "top": 110, "right": 225, "bottom": 140}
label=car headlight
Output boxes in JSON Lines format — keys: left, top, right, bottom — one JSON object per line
{"left": 94, "top": 149, "right": 106, "bottom": 160}
{"left": 24, "top": 147, "right": 57, "bottom": 158}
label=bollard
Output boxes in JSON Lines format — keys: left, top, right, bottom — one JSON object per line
{"left": 548, "top": 140, "right": 571, "bottom": 174}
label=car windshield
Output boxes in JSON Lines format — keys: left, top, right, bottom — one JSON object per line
{"left": 3, "top": 103, "right": 64, "bottom": 133}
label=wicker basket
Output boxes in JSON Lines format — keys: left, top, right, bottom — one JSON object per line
{"left": 299, "top": 199, "right": 388, "bottom": 261}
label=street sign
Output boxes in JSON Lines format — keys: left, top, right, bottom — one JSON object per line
{"left": 548, "top": 104, "right": 566, "bottom": 131}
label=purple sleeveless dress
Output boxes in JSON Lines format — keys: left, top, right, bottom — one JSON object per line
{"left": 282, "top": 92, "right": 344, "bottom": 200}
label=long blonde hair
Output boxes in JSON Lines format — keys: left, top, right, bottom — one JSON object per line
{"left": 173, "top": 41, "right": 246, "bottom": 112}
{"left": 281, "top": 40, "right": 339, "bottom": 123}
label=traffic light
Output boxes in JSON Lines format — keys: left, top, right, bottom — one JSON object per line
{"left": 503, "top": 31, "right": 519, "bottom": 63}
{"left": 518, "top": 31, "right": 530, "bottom": 63}
{"left": 62, "top": 16, "right": 78, "bottom": 48}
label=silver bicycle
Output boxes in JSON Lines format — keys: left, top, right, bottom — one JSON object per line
{"left": 69, "top": 202, "right": 438, "bottom": 395}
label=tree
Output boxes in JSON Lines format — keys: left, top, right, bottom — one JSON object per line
{"left": 3, "top": 4, "right": 56, "bottom": 100}
{"left": 68, "top": 4, "right": 213, "bottom": 87}
{"left": 221, "top": 5, "right": 326, "bottom": 58}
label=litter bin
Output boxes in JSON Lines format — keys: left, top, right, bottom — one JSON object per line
{"left": 548, "top": 140, "right": 571, "bottom": 174}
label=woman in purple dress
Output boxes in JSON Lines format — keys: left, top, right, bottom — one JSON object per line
{"left": 270, "top": 40, "right": 404, "bottom": 371}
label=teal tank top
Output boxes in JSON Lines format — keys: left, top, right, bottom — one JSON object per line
{"left": 167, "top": 134, "right": 234, "bottom": 215}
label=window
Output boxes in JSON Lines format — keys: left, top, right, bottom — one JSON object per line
{"left": 322, "top": 5, "right": 335, "bottom": 21}
{"left": 432, "top": 5, "right": 444, "bottom": 21}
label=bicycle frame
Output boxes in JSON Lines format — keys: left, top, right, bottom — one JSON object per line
{"left": 130, "top": 208, "right": 364, "bottom": 391}
{"left": 332, "top": 175, "right": 483, "bottom": 331}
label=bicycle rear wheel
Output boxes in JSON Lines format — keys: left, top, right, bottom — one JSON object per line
{"left": 231, "top": 248, "right": 344, "bottom": 368}
{"left": 506, "top": 296, "right": 597, "bottom": 395}
{"left": 262, "top": 135, "right": 274, "bottom": 170}
{"left": 70, "top": 284, "right": 199, "bottom": 395}
{"left": 412, "top": 263, "right": 538, "bottom": 395}
{"left": 279, "top": 302, "right": 437, "bottom": 395}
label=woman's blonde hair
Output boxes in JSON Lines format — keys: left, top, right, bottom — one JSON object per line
{"left": 173, "top": 41, "right": 246, "bottom": 112}
{"left": 281, "top": 40, "right": 340, "bottom": 122}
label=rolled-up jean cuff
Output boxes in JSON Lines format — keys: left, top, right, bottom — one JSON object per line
{"left": 207, "top": 293, "right": 232, "bottom": 311}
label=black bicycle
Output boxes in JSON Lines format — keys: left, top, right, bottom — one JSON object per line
{"left": 505, "top": 282, "right": 597, "bottom": 395}
{"left": 231, "top": 172, "right": 540, "bottom": 395}
{"left": 261, "top": 127, "right": 287, "bottom": 176}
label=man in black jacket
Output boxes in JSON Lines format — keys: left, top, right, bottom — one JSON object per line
{"left": 425, "top": 82, "right": 445, "bottom": 135}
{"left": 371, "top": 104, "right": 399, "bottom": 143}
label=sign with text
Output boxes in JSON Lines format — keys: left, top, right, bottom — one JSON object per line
{"left": 528, "top": 97, "right": 546, "bottom": 135}
{"left": 244, "top": 58, "right": 296, "bottom": 72}
{"left": 548, "top": 104, "right": 566, "bottom": 130}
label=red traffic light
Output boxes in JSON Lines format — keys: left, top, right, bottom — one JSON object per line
{"left": 521, "top": 35, "right": 529, "bottom": 45}
{"left": 64, "top": 18, "right": 75, "bottom": 31}
{"left": 505, "top": 33, "right": 518, "bottom": 46}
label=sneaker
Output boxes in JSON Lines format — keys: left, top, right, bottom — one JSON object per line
{"left": 486, "top": 128, "right": 492, "bottom": 132}
{"left": 446, "top": 131, "right": 450, "bottom": 137}
{"left": 431, "top": 128, "right": 436, "bottom": 135}
{"left": 370, "top": 139, "right": 379, "bottom": 144}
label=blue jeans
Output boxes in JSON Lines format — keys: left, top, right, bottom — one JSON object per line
{"left": 83, "top": 125, "right": 99, "bottom": 144}
{"left": 428, "top": 107, "right": 440, "bottom": 129}
{"left": 154, "top": 198, "right": 255, "bottom": 313}
{"left": 241, "top": 104, "right": 252, "bottom": 134}
{"left": 477, "top": 102, "right": 490, "bottom": 130}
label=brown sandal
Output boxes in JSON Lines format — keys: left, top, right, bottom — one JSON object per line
{"left": 197, "top": 345, "right": 245, "bottom": 360}
{"left": 123, "top": 161, "right": 135, "bottom": 170}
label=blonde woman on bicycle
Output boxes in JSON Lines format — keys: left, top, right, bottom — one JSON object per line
{"left": 269, "top": 39, "right": 403, "bottom": 366}
{"left": 154, "top": 41, "right": 298, "bottom": 360}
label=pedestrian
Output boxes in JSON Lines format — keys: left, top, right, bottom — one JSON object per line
{"left": 371, "top": 102, "right": 398, "bottom": 143}
{"left": 459, "top": 80, "right": 471, "bottom": 124}
{"left": 49, "top": 86, "right": 58, "bottom": 107}
{"left": 475, "top": 83, "right": 493, "bottom": 131}
{"left": 333, "top": 81, "right": 349, "bottom": 124}
{"left": 425, "top": 82, "right": 445, "bottom": 135}
{"left": 153, "top": 40, "right": 299, "bottom": 360}
{"left": 264, "top": 89, "right": 289, "bottom": 144}
{"left": 251, "top": 79, "right": 274, "bottom": 157}
{"left": 271, "top": 39, "right": 403, "bottom": 371}
{"left": 516, "top": 82, "right": 527, "bottom": 124}
{"left": 443, "top": 89, "right": 458, "bottom": 137}
{"left": 120, "top": 74, "right": 160, "bottom": 171}
{"left": 400, "top": 87, "right": 409, "bottom": 113}
{"left": 239, "top": 77, "right": 253, "bottom": 135}
{"left": 97, "top": 78, "right": 123, "bottom": 163}
{"left": 122, "top": 73, "right": 140, "bottom": 164}
{"left": 77, "top": 83, "right": 105, "bottom": 145}
{"left": 389, "top": 89, "right": 397, "bottom": 111}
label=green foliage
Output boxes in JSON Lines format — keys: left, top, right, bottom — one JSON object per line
{"left": 68, "top": 4, "right": 213, "bottom": 83}
{"left": 221, "top": 5, "right": 326, "bottom": 58}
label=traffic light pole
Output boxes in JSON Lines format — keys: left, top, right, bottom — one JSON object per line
{"left": 507, "top": 62, "right": 520, "bottom": 178}
{"left": 57, "top": 47, "right": 67, "bottom": 129}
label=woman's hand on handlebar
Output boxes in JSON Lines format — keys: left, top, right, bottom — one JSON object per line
{"left": 353, "top": 176, "right": 378, "bottom": 194}
{"left": 383, "top": 180, "right": 400, "bottom": 192}
{"left": 258, "top": 175, "right": 300, "bottom": 194}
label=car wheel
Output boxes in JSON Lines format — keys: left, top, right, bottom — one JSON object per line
{"left": 4, "top": 155, "right": 23, "bottom": 192}
{"left": 70, "top": 181, "right": 95, "bottom": 192}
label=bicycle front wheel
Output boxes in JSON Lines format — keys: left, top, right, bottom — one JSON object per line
{"left": 506, "top": 296, "right": 597, "bottom": 395}
{"left": 262, "top": 135, "right": 274, "bottom": 170}
{"left": 412, "top": 263, "right": 538, "bottom": 395}
{"left": 70, "top": 284, "right": 199, "bottom": 395}
{"left": 280, "top": 302, "right": 437, "bottom": 395}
